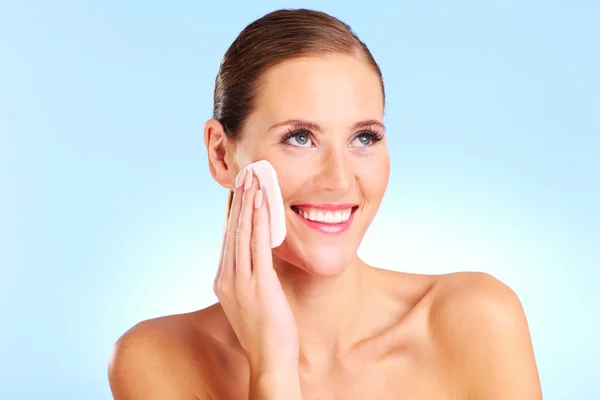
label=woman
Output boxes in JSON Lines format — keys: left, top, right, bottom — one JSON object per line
{"left": 108, "top": 8, "right": 542, "bottom": 399}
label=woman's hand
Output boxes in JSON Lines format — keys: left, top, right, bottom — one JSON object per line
{"left": 214, "top": 167, "right": 300, "bottom": 382}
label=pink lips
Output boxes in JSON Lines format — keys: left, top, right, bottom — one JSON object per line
{"left": 291, "top": 204, "right": 358, "bottom": 235}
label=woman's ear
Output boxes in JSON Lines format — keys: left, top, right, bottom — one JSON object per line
{"left": 204, "top": 118, "right": 236, "bottom": 190}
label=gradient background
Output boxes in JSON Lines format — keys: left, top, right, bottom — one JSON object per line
{"left": 1, "top": 1, "right": 598, "bottom": 399}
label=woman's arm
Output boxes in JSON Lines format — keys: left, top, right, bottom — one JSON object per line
{"left": 432, "top": 272, "right": 543, "bottom": 400}
{"left": 249, "top": 368, "right": 303, "bottom": 400}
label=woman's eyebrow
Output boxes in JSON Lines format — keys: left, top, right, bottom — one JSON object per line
{"left": 353, "top": 119, "right": 386, "bottom": 132}
{"left": 268, "top": 120, "right": 322, "bottom": 131}
{"left": 268, "top": 119, "right": 385, "bottom": 132}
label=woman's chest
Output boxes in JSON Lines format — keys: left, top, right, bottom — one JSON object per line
{"left": 205, "top": 349, "right": 460, "bottom": 399}
{"left": 297, "top": 355, "right": 457, "bottom": 400}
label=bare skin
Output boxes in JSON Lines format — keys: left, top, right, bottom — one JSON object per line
{"left": 108, "top": 54, "right": 542, "bottom": 399}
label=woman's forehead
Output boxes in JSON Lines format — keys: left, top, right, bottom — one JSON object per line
{"left": 252, "top": 55, "right": 384, "bottom": 129}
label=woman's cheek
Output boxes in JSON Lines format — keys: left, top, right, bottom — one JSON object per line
{"left": 357, "top": 153, "right": 389, "bottom": 192}
{"left": 273, "top": 166, "right": 297, "bottom": 199}
{"left": 369, "top": 155, "right": 390, "bottom": 196}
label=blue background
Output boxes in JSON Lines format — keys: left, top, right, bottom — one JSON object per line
{"left": 1, "top": 1, "right": 598, "bottom": 398}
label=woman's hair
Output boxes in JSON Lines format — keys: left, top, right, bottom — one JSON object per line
{"left": 214, "top": 8, "right": 385, "bottom": 223}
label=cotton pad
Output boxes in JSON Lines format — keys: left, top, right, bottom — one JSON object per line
{"left": 245, "top": 160, "right": 286, "bottom": 248}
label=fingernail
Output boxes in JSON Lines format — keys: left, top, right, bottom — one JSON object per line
{"left": 254, "top": 190, "right": 263, "bottom": 209}
{"left": 235, "top": 168, "right": 247, "bottom": 189}
{"left": 244, "top": 168, "right": 253, "bottom": 190}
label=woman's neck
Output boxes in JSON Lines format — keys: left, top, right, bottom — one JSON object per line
{"left": 273, "top": 256, "right": 374, "bottom": 371}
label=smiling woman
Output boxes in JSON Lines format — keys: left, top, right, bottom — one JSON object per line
{"left": 107, "top": 8, "right": 542, "bottom": 400}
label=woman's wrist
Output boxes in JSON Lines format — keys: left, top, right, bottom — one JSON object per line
{"left": 249, "top": 367, "right": 302, "bottom": 400}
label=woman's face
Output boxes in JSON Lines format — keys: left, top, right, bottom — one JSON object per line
{"left": 236, "top": 54, "right": 389, "bottom": 276}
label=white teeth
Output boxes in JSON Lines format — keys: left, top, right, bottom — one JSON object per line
{"left": 294, "top": 207, "right": 353, "bottom": 223}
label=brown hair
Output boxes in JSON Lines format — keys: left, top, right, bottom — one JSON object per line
{"left": 214, "top": 8, "right": 385, "bottom": 223}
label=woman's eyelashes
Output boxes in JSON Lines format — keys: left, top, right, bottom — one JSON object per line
{"left": 281, "top": 126, "right": 385, "bottom": 149}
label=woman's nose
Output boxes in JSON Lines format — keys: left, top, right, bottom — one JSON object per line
{"left": 313, "top": 148, "right": 352, "bottom": 193}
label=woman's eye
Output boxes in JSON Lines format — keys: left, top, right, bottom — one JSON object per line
{"left": 352, "top": 133, "right": 374, "bottom": 147}
{"left": 286, "top": 131, "right": 312, "bottom": 147}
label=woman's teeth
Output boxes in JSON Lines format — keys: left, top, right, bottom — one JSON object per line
{"left": 292, "top": 206, "right": 352, "bottom": 223}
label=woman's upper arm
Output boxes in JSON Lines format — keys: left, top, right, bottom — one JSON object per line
{"left": 432, "top": 272, "right": 543, "bottom": 400}
{"left": 107, "top": 322, "right": 211, "bottom": 400}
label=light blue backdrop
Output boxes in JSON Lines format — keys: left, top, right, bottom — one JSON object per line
{"left": 1, "top": 1, "right": 598, "bottom": 399}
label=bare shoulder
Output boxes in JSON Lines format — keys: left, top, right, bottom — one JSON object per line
{"left": 107, "top": 308, "right": 219, "bottom": 400}
{"left": 428, "top": 271, "right": 531, "bottom": 338}
{"left": 429, "top": 272, "right": 542, "bottom": 399}
{"left": 429, "top": 271, "right": 523, "bottom": 317}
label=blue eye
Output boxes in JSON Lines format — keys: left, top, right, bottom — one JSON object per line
{"left": 283, "top": 130, "right": 313, "bottom": 147}
{"left": 355, "top": 133, "right": 373, "bottom": 146}
{"left": 350, "top": 130, "right": 384, "bottom": 147}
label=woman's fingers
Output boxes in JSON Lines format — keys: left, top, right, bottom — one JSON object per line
{"left": 215, "top": 169, "right": 246, "bottom": 290}
{"left": 235, "top": 169, "right": 257, "bottom": 283}
{"left": 251, "top": 187, "right": 273, "bottom": 279}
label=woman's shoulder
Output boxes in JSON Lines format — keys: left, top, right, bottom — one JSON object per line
{"left": 426, "top": 271, "right": 541, "bottom": 398}
{"left": 394, "top": 270, "right": 528, "bottom": 342}
{"left": 427, "top": 271, "right": 527, "bottom": 335}
{"left": 376, "top": 268, "right": 539, "bottom": 397}
{"left": 376, "top": 268, "right": 524, "bottom": 318}
{"left": 429, "top": 270, "right": 522, "bottom": 311}
{"left": 107, "top": 304, "right": 230, "bottom": 399}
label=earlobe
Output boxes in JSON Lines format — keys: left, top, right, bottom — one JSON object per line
{"left": 204, "top": 118, "right": 236, "bottom": 189}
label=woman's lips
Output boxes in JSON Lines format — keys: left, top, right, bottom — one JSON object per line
{"left": 290, "top": 205, "right": 358, "bottom": 234}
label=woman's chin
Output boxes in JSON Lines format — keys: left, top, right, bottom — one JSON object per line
{"left": 274, "top": 242, "right": 357, "bottom": 278}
